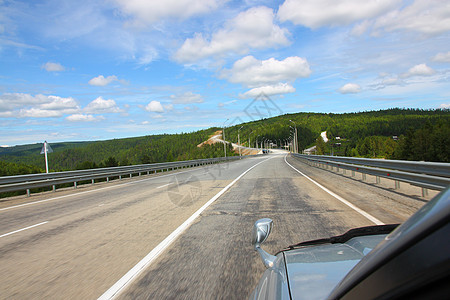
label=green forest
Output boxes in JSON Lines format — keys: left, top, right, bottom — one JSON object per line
{"left": 225, "top": 108, "right": 449, "bottom": 161}
{"left": 1, "top": 108, "right": 449, "bottom": 176}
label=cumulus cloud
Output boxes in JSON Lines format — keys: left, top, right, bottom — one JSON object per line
{"left": 174, "top": 6, "right": 290, "bottom": 63}
{"left": 66, "top": 114, "right": 104, "bottom": 122}
{"left": 145, "top": 100, "right": 164, "bottom": 112}
{"left": 84, "top": 97, "right": 123, "bottom": 113}
{"left": 338, "top": 83, "right": 361, "bottom": 94}
{"left": 278, "top": 0, "right": 399, "bottom": 28}
{"left": 220, "top": 56, "right": 311, "bottom": 88}
{"left": 0, "top": 93, "right": 124, "bottom": 120}
{"left": 114, "top": 0, "right": 222, "bottom": 25}
{"left": 373, "top": 0, "right": 450, "bottom": 35}
{"left": 401, "top": 63, "right": 435, "bottom": 78}
{"left": 241, "top": 83, "right": 295, "bottom": 98}
{"left": 42, "top": 62, "right": 65, "bottom": 72}
{"left": 88, "top": 75, "right": 119, "bottom": 86}
{"left": 0, "top": 93, "right": 79, "bottom": 118}
{"left": 439, "top": 103, "right": 450, "bottom": 109}
{"left": 170, "top": 92, "right": 204, "bottom": 104}
{"left": 432, "top": 51, "right": 450, "bottom": 63}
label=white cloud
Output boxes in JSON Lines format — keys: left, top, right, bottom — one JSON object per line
{"left": 170, "top": 92, "right": 204, "bottom": 104}
{"left": 40, "top": 96, "right": 78, "bottom": 110}
{"left": 439, "top": 103, "right": 450, "bottom": 109}
{"left": 432, "top": 51, "right": 450, "bottom": 63}
{"left": 278, "top": 0, "right": 399, "bottom": 28}
{"left": 145, "top": 100, "right": 164, "bottom": 112}
{"left": 84, "top": 97, "right": 123, "bottom": 113}
{"left": 114, "top": 0, "right": 222, "bottom": 25}
{"left": 20, "top": 108, "right": 66, "bottom": 118}
{"left": 0, "top": 93, "right": 79, "bottom": 118}
{"left": 66, "top": 114, "right": 104, "bottom": 122}
{"left": 241, "top": 83, "right": 296, "bottom": 98}
{"left": 220, "top": 56, "right": 311, "bottom": 88}
{"left": 338, "top": 83, "right": 361, "bottom": 94}
{"left": 351, "top": 20, "right": 372, "bottom": 36}
{"left": 373, "top": 0, "right": 450, "bottom": 35}
{"left": 401, "top": 63, "right": 435, "bottom": 78}
{"left": 88, "top": 75, "right": 119, "bottom": 86}
{"left": 42, "top": 62, "right": 65, "bottom": 72}
{"left": 174, "top": 6, "right": 290, "bottom": 63}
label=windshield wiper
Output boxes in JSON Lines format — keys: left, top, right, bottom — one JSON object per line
{"left": 281, "top": 224, "right": 399, "bottom": 252}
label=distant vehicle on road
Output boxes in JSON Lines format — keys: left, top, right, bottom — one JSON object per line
{"left": 250, "top": 188, "right": 450, "bottom": 300}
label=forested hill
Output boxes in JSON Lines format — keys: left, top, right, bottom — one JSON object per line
{"left": 0, "top": 128, "right": 234, "bottom": 175}
{"left": 1, "top": 108, "right": 449, "bottom": 176}
{"left": 225, "top": 108, "right": 449, "bottom": 162}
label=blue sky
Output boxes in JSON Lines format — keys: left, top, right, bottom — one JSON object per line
{"left": 1, "top": 0, "right": 449, "bottom": 146}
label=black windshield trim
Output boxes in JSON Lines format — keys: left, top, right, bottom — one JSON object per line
{"left": 279, "top": 224, "right": 399, "bottom": 253}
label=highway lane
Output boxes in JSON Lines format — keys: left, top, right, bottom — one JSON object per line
{"left": 0, "top": 153, "right": 431, "bottom": 299}
{"left": 0, "top": 156, "right": 270, "bottom": 299}
{"left": 117, "top": 153, "right": 429, "bottom": 300}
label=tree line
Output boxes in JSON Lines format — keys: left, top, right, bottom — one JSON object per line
{"left": 1, "top": 108, "right": 448, "bottom": 176}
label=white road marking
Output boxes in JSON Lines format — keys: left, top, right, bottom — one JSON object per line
{"left": 0, "top": 221, "right": 48, "bottom": 238}
{"left": 98, "top": 156, "right": 274, "bottom": 300}
{"left": 156, "top": 183, "right": 172, "bottom": 189}
{"left": 284, "top": 155, "right": 384, "bottom": 225}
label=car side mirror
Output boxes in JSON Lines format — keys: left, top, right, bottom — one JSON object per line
{"left": 252, "top": 218, "right": 273, "bottom": 247}
{"left": 252, "top": 218, "right": 277, "bottom": 268}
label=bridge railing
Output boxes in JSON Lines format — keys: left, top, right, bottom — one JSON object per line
{"left": 0, "top": 156, "right": 249, "bottom": 196}
{"left": 292, "top": 154, "right": 450, "bottom": 194}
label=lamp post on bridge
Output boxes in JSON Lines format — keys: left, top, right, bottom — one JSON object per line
{"left": 238, "top": 126, "right": 243, "bottom": 157}
{"left": 223, "top": 118, "right": 229, "bottom": 158}
{"left": 289, "top": 120, "right": 298, "bottom": 153}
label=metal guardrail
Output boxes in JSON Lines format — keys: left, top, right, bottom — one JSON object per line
{"left": 292, "top": 154, "right": 450, "bottom": 193}
{"left": 0, "top": 156, "right": 248, "bottom": 196}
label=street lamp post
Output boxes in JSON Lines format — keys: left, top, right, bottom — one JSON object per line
{"left": 289, "top": 120, "right": 298, "bottom": 153}
{"left": 223, "top": 119, "right": 229, "bottom": 158}
{"left": 238, "top": 126, "right": 243, "bottom": 157}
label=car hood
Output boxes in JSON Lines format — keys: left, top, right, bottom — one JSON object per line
{"left": 283, "top": 234, "right": 386, "bottom": 300}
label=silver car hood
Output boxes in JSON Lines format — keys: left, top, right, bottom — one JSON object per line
{"left": 283, "top": 234, "right": 386, "bottom": 300}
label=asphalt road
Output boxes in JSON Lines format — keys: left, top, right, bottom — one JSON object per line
{"left": 0, "top": 153, "right": 435, "bottom": 299}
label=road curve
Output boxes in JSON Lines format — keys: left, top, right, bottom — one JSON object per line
{"left": 0, "top": 154, "right": 430, "bottom": 299}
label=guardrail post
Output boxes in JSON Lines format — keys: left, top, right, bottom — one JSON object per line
{"left": 422, "top": 188, "right": 428, "bottom": 197}
{"left": 352, "top": 170, "right": 355, "bottom": 177}
{"left": 92, "top": 179, "right": 95, "bottom": 185}
{"left": 119, "top": 175, "right": 122, "bottom": 180}
{"left": 74, "top": 182, "right": 77, "bottom": 189}
{"left": 362, "top": 173, "right": 366, "bottom": 181}
{"left": 27, "top": 189, "right": 30, "bottom": 197}
{"left": 107, "top": 177, "right": 109, "bottom": 182}
{"left": 53, "top": 185, "right": 56, "bottom": 192}
{"left": 376, "top": 176, "right": 380, "bottom": 184}
{"left": 129, "top": 174, "right": 132, "bottom": 178}
{"left": 395, "top": 180, "right": 400, "bottom": 189}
